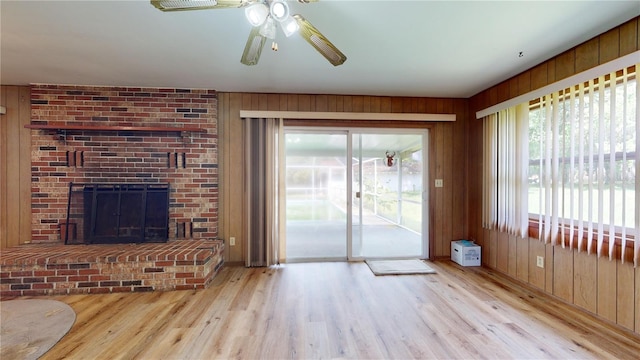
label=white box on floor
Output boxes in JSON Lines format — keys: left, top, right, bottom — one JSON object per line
{"left": 451, "top": 240, "right": 481, "bottom": 266}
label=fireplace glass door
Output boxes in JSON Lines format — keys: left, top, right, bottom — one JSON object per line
{"left": 65, "top": 183, "right": 170, "bottom": 244}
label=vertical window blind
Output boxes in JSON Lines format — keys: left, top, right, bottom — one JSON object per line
{"left": 530, "top": 66, "right": 638, "bottom": 265}
{"left": 482, "top": 104, "right": 529, "bottom": 238}
{"left": 484, "top": 65, "right": 639, "bottom": 266}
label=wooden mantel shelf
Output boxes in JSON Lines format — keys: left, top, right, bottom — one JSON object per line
{"left": 24, "top": 124, "right": 206, "bottom": 133}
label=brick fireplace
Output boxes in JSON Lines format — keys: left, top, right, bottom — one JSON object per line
{"left": 29, "top": 84, "right": 218, "bottom": 243}
{"left": 0, "top": 85, "right": 223, "bottom": 298}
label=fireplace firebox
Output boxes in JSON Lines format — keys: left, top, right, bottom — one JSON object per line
{"left": 64, "top": 183, "right": 170, "bottom": 244}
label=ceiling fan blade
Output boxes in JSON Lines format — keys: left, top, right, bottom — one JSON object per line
{"left": 293, "top": 14, "right": 346, "bottom": 66}
{"left": 241, "top": 26, "right": 267, "bottom": 66}
{"left": 151, "top": 0, "right": 252, "bottom": 12}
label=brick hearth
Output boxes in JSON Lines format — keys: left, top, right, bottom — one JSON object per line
{"left": 0, "top": 239, "right": 224, "bottom": 299}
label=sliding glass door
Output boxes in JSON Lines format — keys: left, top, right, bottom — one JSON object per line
{"left": 351, "top": 133, "right": 425, "bottom": 259}
{"left": 284, "top": 129, "right": 428, "bottom": 261}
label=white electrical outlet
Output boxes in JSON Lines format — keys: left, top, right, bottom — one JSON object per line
{"left": 229, "top": 237, "right": 236, "bottom": 246}
{"left": 536, "top": 256, "right": 544, "bottom": 268}
{"left": 435, "top": 179, "right": 443, "bottom": 188}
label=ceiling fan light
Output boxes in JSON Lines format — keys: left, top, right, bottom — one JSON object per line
{"left": 259, "top": 16, "right": 277, "bottom": 39}
{"left": 270, "top": 0, "right": 289, "bottom": 22}
{"left": 280, "top": 16, "right": 299, "bottom": 37}
{"left": 245, "top": 3, "right": 269, "bottom": 27}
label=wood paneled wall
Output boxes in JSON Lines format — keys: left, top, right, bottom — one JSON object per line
{"left": 480, "top": 231, "right": 639, "bottom": 334}
{"left": 467, "top": 17, "right": 640, "bottom": 334}
{"left": 0, "top": 86, "right": 32, "bottom": 249}
{"left": 217, "top": 93, "right": 469, "bottom": 263}
{"left": 470, "top": 17, "right": 639, "bottom": 114}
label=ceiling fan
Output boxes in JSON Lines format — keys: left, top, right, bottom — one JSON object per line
{"left": 150, "top": 0, "right": 347, "bottom": 66}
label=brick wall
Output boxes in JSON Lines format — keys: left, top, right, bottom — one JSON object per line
{"left": 29, "top": 85, "right": 218, "bottom": 243}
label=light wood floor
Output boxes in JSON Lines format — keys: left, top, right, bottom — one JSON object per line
{"left": 29, "top": 260, "right": 640, "bottom": 359}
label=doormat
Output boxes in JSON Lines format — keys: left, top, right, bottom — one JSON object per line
{"left": 0, "top": 299, "right": 76, "bottom": 360}
{"left": 366, "top": 259, "right": 437, "bottom": 275}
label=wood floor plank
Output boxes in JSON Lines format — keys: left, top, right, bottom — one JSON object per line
{"left": 22, "top": 261, "right": 639, "bottom": 360}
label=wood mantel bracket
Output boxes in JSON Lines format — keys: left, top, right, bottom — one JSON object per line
{"left": 56, "top": 129, "right": 68, "bottom": 144}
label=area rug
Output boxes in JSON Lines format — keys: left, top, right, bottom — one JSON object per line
{"left": 366, "top": 259, "right": 437, "bottom": 275}
{"left": 0, "top": 299, "right": 76, "bottom": 360}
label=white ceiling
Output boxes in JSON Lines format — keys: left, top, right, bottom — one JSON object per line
{"left": 1, "top": 0, "right": 639, "bottom": 98}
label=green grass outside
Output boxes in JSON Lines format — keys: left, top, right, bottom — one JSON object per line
{"left": 528, "top": 186, "right": 635, "bottom": 227}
